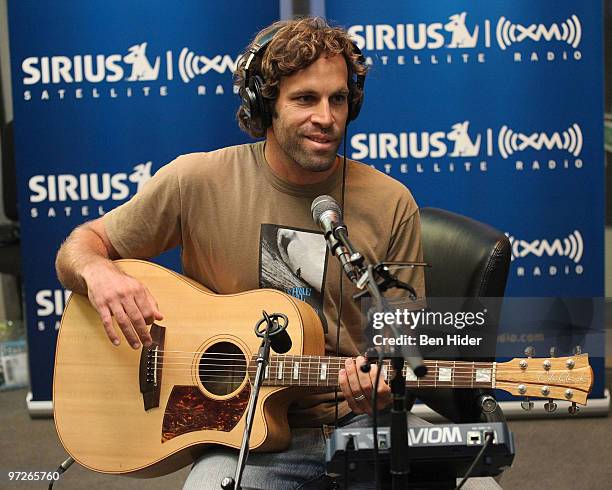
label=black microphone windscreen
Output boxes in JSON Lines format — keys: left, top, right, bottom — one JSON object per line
{"left": 270, "top": 329, "right": 292, "bottom": 354}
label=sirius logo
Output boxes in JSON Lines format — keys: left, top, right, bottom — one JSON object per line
{"left": 28, "top": 162, "right": 153, "bottom": 219}
{"left": 348, "top": 12, "right": 481, "bottom": 51}
{"left": 22, "top": 43, "right": 162, "bottom": 85}
{"left": 28, "top": 161, "right": 152, "bottom": 203}
{"left": 351, "top": 121, "right": 482, "bottom": 160}
{"left": 36, "top": 289, "right": 70, "bottom": 317}
{"left": 36, "top": 288, "right": 71, "bottom": 331}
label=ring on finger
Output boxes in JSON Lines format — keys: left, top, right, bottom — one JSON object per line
{"left": 354, "top": 394, "right": 366, "bottom": 402}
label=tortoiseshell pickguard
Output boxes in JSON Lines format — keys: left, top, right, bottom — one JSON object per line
{"left": 161, "top": 385, "right": 250, "bottom": 443}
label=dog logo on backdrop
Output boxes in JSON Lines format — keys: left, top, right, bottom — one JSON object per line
{"left": 447, "top": 121, "right": 481, "bottom": 157}
{"left": 129, "top": 161, "right": 153, "bottom": 192}
{"left": 123, "top": 43, "right": 160, "bottom": 81}
{"left": 445, "top": 13, "right": 479, "bottom": 48}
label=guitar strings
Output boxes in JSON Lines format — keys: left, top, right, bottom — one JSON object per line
{"left": 150, "top": 351, "right": 497, "bottom": 366}
{"left": 144, "top": 361, "right": 523, "bottom": 374}
{"left": 150, "top": 349, "right": 500, "bottom": 366}
{"left": 144, "top": 363, "right": 503, "bottom": 373}
{"left": 149, "top": 361, "right": 503, "bottom": 373}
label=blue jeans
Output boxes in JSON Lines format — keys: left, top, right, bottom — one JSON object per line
{"left": 183, "top": 412, "right": 501, "bottom": 489}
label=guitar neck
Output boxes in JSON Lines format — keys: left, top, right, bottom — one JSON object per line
{"left": 249, "top": 355, "right": 495, "bottom": 389}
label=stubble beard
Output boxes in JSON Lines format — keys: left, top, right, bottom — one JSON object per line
{"left": 279, "top": 131, "right": 342, "bottom": 173}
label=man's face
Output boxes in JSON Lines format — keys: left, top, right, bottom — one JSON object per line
{"left": 270, "top": 54, "right": 349, "bottom": 173}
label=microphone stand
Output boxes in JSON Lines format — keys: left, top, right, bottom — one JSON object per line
{"left": 221, "top": 311, "right": 277, "bottom": 490}
{"left": 332, "top": 228, "right": 428, "bottom": 490}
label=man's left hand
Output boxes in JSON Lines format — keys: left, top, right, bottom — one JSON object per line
{"left": 339, "top": 356, "right": 392, "bottom": 415}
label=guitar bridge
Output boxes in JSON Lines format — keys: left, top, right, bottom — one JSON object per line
{"left": 139, "top": 323, "right": 165, "bottom": 411}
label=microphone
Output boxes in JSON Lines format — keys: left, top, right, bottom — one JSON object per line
{"left": 257, "top": 311, "right": 292, "bottom": 354}
{"left": 311, "top": 195, "right": 360, "bottom": 282}
{"left": 269, "top": 324, "right": 292, "bottom": 354}
{"left": 311, "top": 195, "right": 347, "bottom": 239}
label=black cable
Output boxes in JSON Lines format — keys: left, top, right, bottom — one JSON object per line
{"left": 342, "top": 434, "right": 355, "bottom": 490}
{"left": 48, "top": 456, "right": 75, "bottom": 490}
{"left": 371, "top": 350, "right": 384, "bottom": 490}
{"left": 333, "top": 127, "right": 349, "bottom": 428}
{"left": 455, "top": 431, "right": 495, "bottom": 490}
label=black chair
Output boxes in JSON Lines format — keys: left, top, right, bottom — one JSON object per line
{"left": 410, "top": 207, "right": 511, "bottom": 423}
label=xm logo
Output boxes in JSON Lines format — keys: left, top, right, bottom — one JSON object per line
{"left": 498, "top": 124, "right": 583, "bottom": 159}
{"left": 29, "top": 161, "right": 152, "bottom": 203}
{"left": 496, "top": 15, "right": 582, "bottom": 50}
{"left": 178, "top": 48, "right": 239, "bottom": 82}
{"left": 507, "top": 230, "right": 584, "bottom": 263}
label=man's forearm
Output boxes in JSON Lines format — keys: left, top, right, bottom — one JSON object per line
{"left": 55, "top": 222, "right": 116, "bottom": 295}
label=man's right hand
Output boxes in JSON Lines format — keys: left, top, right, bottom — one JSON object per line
{"left": 82, "top": 260, "right": 163, "bottom": 349}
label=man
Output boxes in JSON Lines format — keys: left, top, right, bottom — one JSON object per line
{"left": 55, "top": 17, "right": 468, "bottom": 489}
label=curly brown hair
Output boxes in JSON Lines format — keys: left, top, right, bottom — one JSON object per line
{"left": 234, "top": 17, "right": 367, "bottom": 138}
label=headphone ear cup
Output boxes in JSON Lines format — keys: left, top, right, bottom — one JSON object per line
{"left": 250, "top": 74, "right": 270, "bottom": 131}
{"left": 348, "top": 75, "right": 365, "bottom": 122}
{"left": 348, "top": 88, "right": 357, "bottom": 122}
{"left": 240, "top": 85, "right": 258, "bottom": 122}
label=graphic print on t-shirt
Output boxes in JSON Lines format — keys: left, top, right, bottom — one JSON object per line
{"left": 260, "top": 224, "right": 328, "bottom": 331}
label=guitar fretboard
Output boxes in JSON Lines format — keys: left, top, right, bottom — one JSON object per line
{"left": 247, "top": 355, "right": 496, "bottom": 389}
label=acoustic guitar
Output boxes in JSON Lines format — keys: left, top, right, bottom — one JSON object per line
{"left": 53, "top": 259, "right": 593, "bottom": 477}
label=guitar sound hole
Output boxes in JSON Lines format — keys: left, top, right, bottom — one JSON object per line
{"left": 199, "top": 342, "right": 247, "bottom": 396}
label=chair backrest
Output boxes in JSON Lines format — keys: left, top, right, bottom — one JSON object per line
{"left": 420, "top": 207, "right": 511, "bottom": 299}
{"left": 416, "top": 207, "right": 511, "bottom": 422}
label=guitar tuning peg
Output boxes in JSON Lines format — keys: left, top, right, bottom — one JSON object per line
{"left": 524, "top": 346, "right": 535, "bottom": 358}
{"left": 549, "top": 346, "right": 557, "bottom": 358}
{"left": 544, "top": 399, "right": 558, "bottom": 413}
{"left": 568, "top": 402, "right": 580, "bottom": 415}
{"left": 573, "top": 345, "right": 582, "bottom": 356}
{"left": 521, "top": 398, "right": 534, "bottom": 411}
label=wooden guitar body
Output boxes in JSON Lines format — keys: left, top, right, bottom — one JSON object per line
{"left": 53, "top": 259, "right": 324, "bottom": 477}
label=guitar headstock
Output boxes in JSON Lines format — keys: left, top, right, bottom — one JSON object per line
{"left": 495, "top": 353, "right": 593, "bottom": 406}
